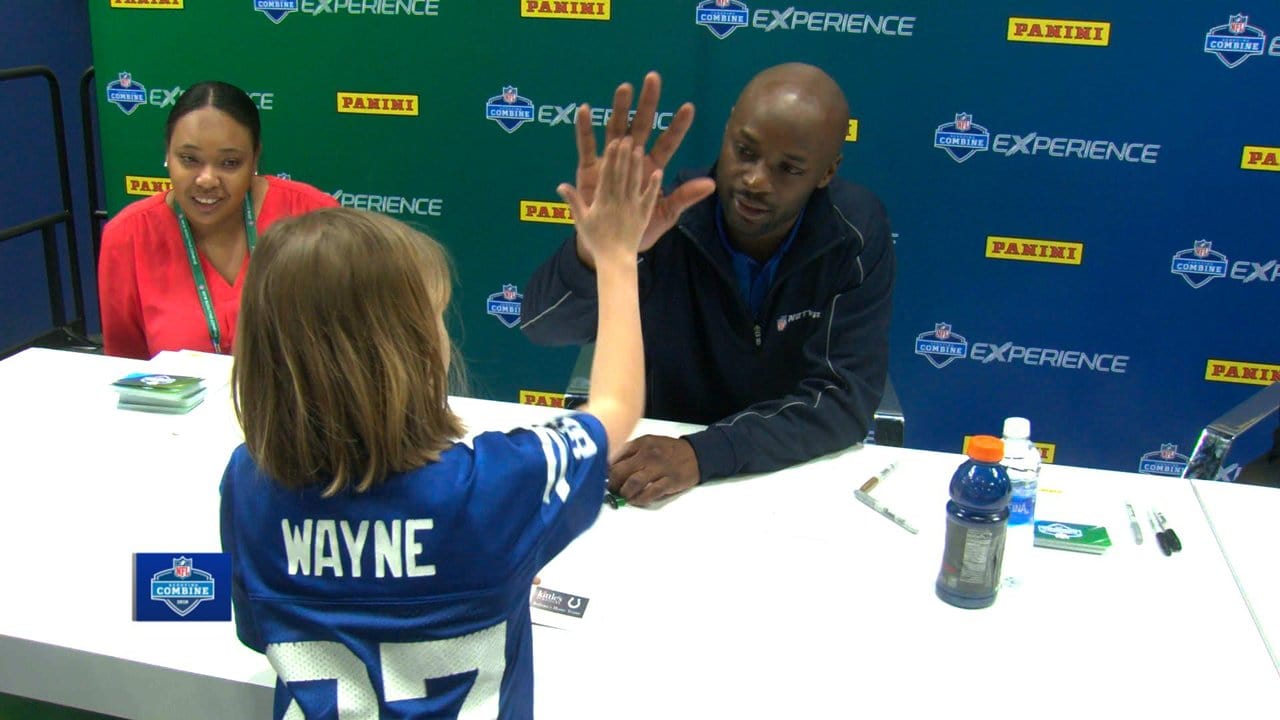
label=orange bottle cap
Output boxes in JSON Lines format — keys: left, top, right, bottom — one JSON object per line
{"left": 968, "top": 435, "right": 1005, "bottom": 463}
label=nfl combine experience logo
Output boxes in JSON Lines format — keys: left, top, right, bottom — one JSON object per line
{"left": 106, "top": 72, "right": 147, "bottom": 115}
{"left": 254, "top": 0, "right": 296, "bottom": 23}
{"left": 1138, "top": 444, "right": 1189, "bottom": 477}
{"left": 486, "top": 86, "right": 535, "bottom": 133}
{"left": 915, "top": 322, "right": 968, "bottom": 369}
{"left": 934, "top": 113, "right": 989, "bottom": 163}
{"left": 696, "top": 0, "right": 749, "bottom": 39}
{"left": 133, "top": 553, "right": 231, "bottom": 621}
{"left": 1170, "top": 240, "right": 1228, "bottom": 288}
{"left": 1204, "top": 14, "right": 1266, "bottom": 68}
{"left": 487, "top": 284, "right": 523, "bottom": 328}
{"left": 933, "top": 112, "right": 1159, "bottom": 164}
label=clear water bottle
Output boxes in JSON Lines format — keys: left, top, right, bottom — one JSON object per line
{"left": 1001, "top": 417, "right": 1041, "bottom": 589}
{"left": 936, "top": 435, "right": 1011, "bottom": 609}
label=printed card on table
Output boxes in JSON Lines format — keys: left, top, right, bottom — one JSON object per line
{"left": 529, "top": 585, "right": 592, "bottom": 631}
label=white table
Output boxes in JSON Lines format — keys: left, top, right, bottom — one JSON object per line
{"left": 1192, "top": 479, "right": 1279, "bottom": 669}
{"left": 0, "top": 348, "right": 1276, "bottom": 719}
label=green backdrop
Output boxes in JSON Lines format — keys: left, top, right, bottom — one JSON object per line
{"left": 89, "top": 1, "right": 1280, "bottom": 475}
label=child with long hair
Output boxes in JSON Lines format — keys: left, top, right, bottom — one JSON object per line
{"left": 220, "top": 137, "right": 659, "bottom": 718}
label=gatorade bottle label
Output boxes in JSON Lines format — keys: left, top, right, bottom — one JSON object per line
{"left": 939, "top": 520, "right": 1006, "bottom": 593}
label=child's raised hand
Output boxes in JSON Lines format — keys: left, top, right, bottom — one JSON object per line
{"left": 557, "top": 137, "right": 662, "bottom": 266}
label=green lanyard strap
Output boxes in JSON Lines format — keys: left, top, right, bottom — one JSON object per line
{"left": 173, "top": 193, "right": 257, "bottom": 354}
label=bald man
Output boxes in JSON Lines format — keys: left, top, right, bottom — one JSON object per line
{"left": 520, "top": 65, "right": 895, "bottom": 506}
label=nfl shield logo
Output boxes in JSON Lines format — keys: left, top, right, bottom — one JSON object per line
{"left": 915, "top": 321, "right": 968, "bottom": 369}
{"left": 1160, "top": 443, "right": 1178, "bottom": 460}
{"left": 106, "top": 71, "right": 148, "bottom": 115}
{"left": 486, "top": 284, "right": 524, "bottom": 328}
{"left": 255, "top": 0, "right": 298, "bottom": 23}
{"left": 485, "top": 86, "right": 535, "bottom": 133}
{"left": 777, "top": 317, "right": 786, "bottom": 331}
{"left": 695, "top": 0, "right": 749, "bottom": 39}
{"left": 174, "top": 557, "right": 192, "bottom": 578}
{"left": 1204, "top": 14, "right": 1266, "bottom": 68}
{"left": 955, "top": 113, "right": 971, "bottom": 132}
{"left": 1193, "top": 240, "right": 1212, "bottom": 257}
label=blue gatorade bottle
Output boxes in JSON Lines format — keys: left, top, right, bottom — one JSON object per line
{"left": 936, "top": 435, "right": 1011, "bottom": 609}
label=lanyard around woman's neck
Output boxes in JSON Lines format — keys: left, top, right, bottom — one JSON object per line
{"left": 172, "top": 193, "right": 257, "bottom": 354}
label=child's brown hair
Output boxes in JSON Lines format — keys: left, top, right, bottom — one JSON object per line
{"left": 233, "top": 207, "right": 464, "bottom": 496}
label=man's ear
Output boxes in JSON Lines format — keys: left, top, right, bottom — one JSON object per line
{"left": 816, "top": 153, "right": 842, "bottom": 189}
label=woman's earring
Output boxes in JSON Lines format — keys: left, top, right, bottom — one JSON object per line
{"left": 162, "top": 159, "right": 168, "bottom": 168}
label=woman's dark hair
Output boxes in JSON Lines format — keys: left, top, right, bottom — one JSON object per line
{"left": 164, "top": 81, "right": 261, "bottom": 148}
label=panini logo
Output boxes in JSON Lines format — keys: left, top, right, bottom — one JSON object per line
{"left": 520, "top": 201, "right": 573, "bottom": 224}
{"left": 519, "top": 390, "right": 567, "bottom": 408}
{"left": 111, "top": 0, "right": 183, "bottom": 7}
{"left": 964, "top": 435, "right": 1055, "bottom": 463}
{"left": 337, "top": 92, "right": 418, "bottom": 116}
{"left": 125, "top": 176, "right": 172, "bottom": 195}
{"left": 1205, "top": 359, "right": 1280, "bottom": 386}
{"left": 1007, "top": 17, "right": 1110, "bottom": 46}
{"left": 845, "top": 118, "right": 858, "bottom": 142}
{"left": 986, "top": 236, "right": 1083, "bottom": 265}
{"left": 521, "top": 1, "right": 610, "bottom": 19}
{"left": 1241, "top": 145, "right": 1280, "bottom": 171}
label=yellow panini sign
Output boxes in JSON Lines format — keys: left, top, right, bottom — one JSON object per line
{"left": 519, "top": 390, "right": 567, "bottom": 408}
{"left": 1007, "top": 17, "right": 1110, "bottom": 46}
{"left": 1241, "top": 145, "right": 1280, "bottom": 171}
{"left": 1205, "top": 359, "right": 1280, "bottom": 386}
{"left": 521, "top": 1, "right": 610, "bottom": 20}
{"left": 125, "top": 175, "right": 172, "bottom": 196}
{"left": 986, "top": 236, "right": 1084, "bottom": 265}
{"left": 519, "top": 201, "right": 574, "bottom": 224}
{"left": 337, "top": 92, "right": 419, "bottom": 116}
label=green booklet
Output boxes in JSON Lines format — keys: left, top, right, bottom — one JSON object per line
{"left": 1033, "top": 520, "right": 1113, "bottom": 554}
{"left": 112, "top": 373, "right": 206, "bottom": 412}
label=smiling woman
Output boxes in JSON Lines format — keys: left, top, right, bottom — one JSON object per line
{"left": 97, "top": 81, "right": 338, "bottom": 360}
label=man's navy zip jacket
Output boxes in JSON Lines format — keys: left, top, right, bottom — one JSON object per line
{"left": 519, "top": 167, "right": 895, "bottom": 481}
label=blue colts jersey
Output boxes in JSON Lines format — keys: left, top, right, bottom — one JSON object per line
{"left": 219, "top": 413, "right": 608, "bottom": 719}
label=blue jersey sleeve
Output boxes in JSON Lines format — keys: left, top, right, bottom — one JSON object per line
{"left": 527, "top": 412, "right": 610, "bottom": 570}
{"left": 470, "top": 412, "right": 609, "bottom": 577}
{"left": 219, "top": 446, "right": 264, "bottom": 653}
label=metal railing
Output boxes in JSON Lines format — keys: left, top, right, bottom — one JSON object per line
{"left": 0, "top": 65, "right": 99, "bottom": 359}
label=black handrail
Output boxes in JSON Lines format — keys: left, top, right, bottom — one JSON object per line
{"left": 80, "top": 66, "right": 108, "bottom": 269}
{"left": 0, "top": 65, "right": 99, "bottom": 359}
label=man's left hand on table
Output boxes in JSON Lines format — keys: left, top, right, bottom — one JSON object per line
{"left": 608, "top": 435, "right": 700, "bottom": 507}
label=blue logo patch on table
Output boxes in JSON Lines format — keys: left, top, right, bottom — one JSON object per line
{"left": 134, "top": 553, "right": 230, "bottom": 621}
